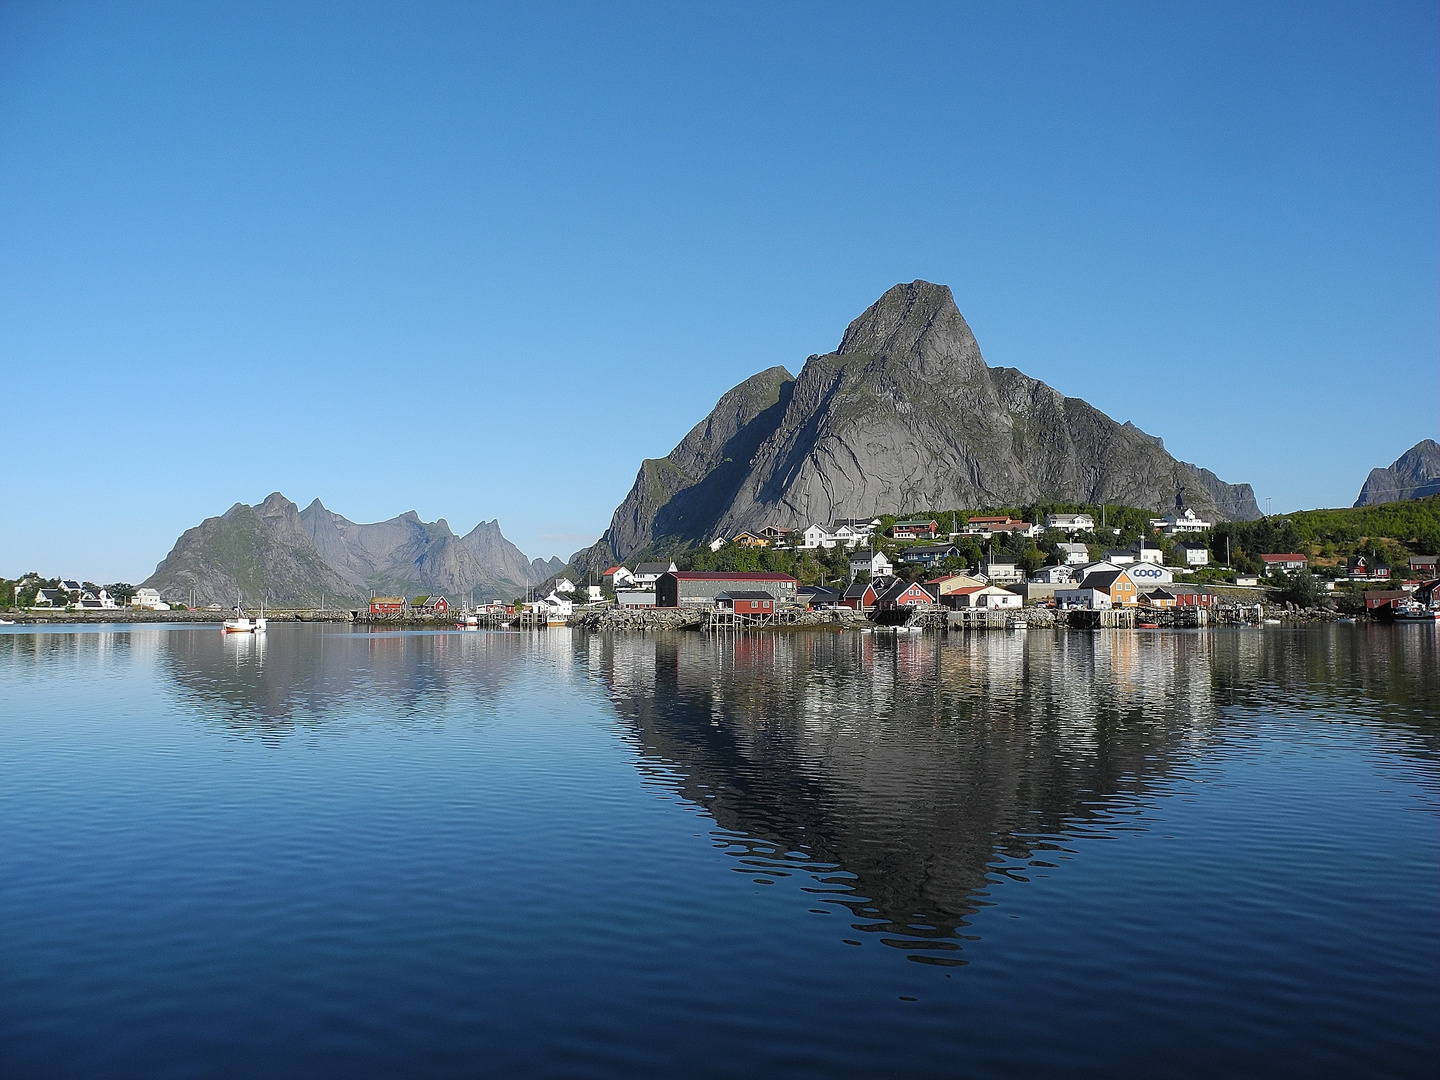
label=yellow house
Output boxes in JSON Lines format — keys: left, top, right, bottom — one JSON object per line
{"left": 731, "top": 532, "right": 771, "bottom": 548}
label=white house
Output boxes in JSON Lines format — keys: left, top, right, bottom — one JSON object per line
{"left": 946, "top": 585, "right": 1023, "bottom": 609}
{"left": 1104, "top": 548, "right": 1136, "bottom": 565}
{"left": 554, "top": 578, "right": 577, "bottom": 594}
{"left": 536, "top": 592, "right": 574, "bottom": 620}
{"left": 32, "top": 589, "right": 61, "bottom": 608}
{"left": 1054, "top": 587, "right": 1113, "bottom": 610}
{"left": 1150, "top": 508, "right": 1212, "bottom": 536}
{"left": 632, "top": 562, "right": 677, "bottom": 586}
{"left": 1056, "top": 542, "right": 1091, "bottom": 565}
{"left": 707, "top": 537, "right": 727, "bottom": 552}
{"left": 76, "top": 588, "right": 119, "bottom": 610}
{"left": 1045, "top": 513, "right": 1095, "bottom": 533}
{"left": 828, "top": 523, "right": 872, "bottom": 548}
{"left": 1030, "top": 564, "right": 1076, "bottom": 584}
{"left": 603, "top": 566, "right": 636, "bottom": 588}
{"left": 586, "top": 585, "right": 603, "bottom": 602}
{"left": 800, "top": 524, "right": 837, "bottom": 549}
{"left": 849, "top": 549, "right": 893, "bottom": 579}
{"left": 1174, "top": 543, "right": 1209, "bottom": 567}
{"left": 978, "top": 558, "right": 1024, "bottom": 585}
{"left": 131, "top": 588, "right": 170, "bottom": 611}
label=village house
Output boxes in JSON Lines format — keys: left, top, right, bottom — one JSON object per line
{"left": 413, "top": 595, "right": 449, "bottom": 614}
{"left": 800, "top": 524, "right": 838, "bottom": 549}
{"left": 978, "top": 557, "right": 1024, "bottom": 584}
{"left": 1060, "top": 568, "right": 1140, "bottom": 607}
{"left": 554, "top": 579, "right": 577, "bottom": 594}
{"left": 891, "top": 518, "right": 939, "bottom": 541}
{"left": 1029, "top": 564, "right": 1076, "bottom": 584}
{"left": 614, "top": 589, "right": 657, "bottom": 608}
{"left": 797, "top": 585, "right": 842, "bottom": 608}
{"left": 76, "top": 589, "right": 119, "bottom": 610}
{"left": 633, "top": 561, "right": 678, "bottom": 587}
{"left": 370, "top": 596, "right": 407, "bottom": 614}
{"left": 849, "top": 549, "right": 893, "bottom": 579}
{"left": 1053, "top": 585, "right": 1112, "bottom": 610}
{"left": 657, "top": 571, "right": 798, "bottom": 608}
{"left": 714, "top": 591, "right": 775, "bottom": 616}
{"left": 1142, "top": 588, "right": 1178, "bottom": 608}
{"left": 1056, "top": 542, "right": 1091, "bottom": 565}
{"left": 603, "top": 566, "right": 636, "bottom": 588}
{"left": 1347, "top": 556, "right": 1390, "bottom": 580}
{"left": 130, "top": 588, "right": 170, "bottom": 611}
{"left": 840, "top": 578, "right": 885, "bottom": 612}
{"left": 707, "top": 537, "right": 727, "bottom": 552}
{"left": 730, "top": 532, "right": 770, "bottom": 548}
{"left": 961, "top": 516, "right": 1041, "bottom": 539}
{"left": 1260, "top": 554, "right": 1308, "bottom": 575}
{"left": 1407, "top": 554, "right": 1438, "bottom": 576}
{"left": 758, "top": 526, "right": 790, "bottom": 543}
{"left": 1174, "top": 543, "right": 1210, "bottom": 567}
{"left": 1150, "top": 508, "right": 1212, "bottom": 536}
{"left": 941, "top": 584, "right": 1022, "bottom": 610}
{"left": 900, "top": 543, "right": 961, "bottom": 567}
{"left": 925, "top": 573, "right": 989, "bottom": 600}
{"left": 1044, "top": 513, "right": 1095, "bottom": 533}
{"left": 873, "top": 579, "right": 937, "bottom": 610}
{"left": 32, "top": 589, "right": 62, "bottom": 608}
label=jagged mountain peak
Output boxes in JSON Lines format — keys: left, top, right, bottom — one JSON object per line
{"left": 572, "top": 281, "right": 1259, "bottom": 572}
{"left": 1355, "top": 439, "right": 1440, "bottom": 506}
{"left": 836, "top": 280, "right": 986, "bottom": 380}
{"left": 144, "top": 494, "right": 543, "bottom": 606}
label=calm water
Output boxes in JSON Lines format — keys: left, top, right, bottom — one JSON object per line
{"left": 0, "top": 623, "right": 1435, "bottom": 1079}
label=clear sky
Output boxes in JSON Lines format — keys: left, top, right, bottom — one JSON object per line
{"left": 2, "top": 1, "right": 1435, "bottom": 582}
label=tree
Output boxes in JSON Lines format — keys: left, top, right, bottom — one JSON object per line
{"left": 1270, "top": 569, "right": 1322, "bottom": 608}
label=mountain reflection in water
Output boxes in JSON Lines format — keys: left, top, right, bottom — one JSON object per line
{"left": 582, "top": 626, "right": 1439, "bottom": 966}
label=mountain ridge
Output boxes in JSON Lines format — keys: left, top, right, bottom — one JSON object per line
{"left": 144, "top": 493, "right": 542, "bottom": 606}
{"left": 574, "top": 281, "right": 1260, "bottom": 571}
{"left": 1354, "top": 440, "right": 1440, "bottom": 507}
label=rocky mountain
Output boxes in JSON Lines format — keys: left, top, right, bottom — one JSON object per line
{"left": 574, "top": 280, "right": 1259, "bottom": 570}
{"left": 1354, "top": 440, "right": 1440, "bottom": 506}
{"left": 144, "top": 493, "right": 543, "bottom": 607}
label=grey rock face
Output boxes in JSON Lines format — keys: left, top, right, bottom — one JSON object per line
{"left": 576, "top": 280, "right": 1260, "bottom": 570}
{"left": 1354, "top": 440, "right": 1440, "bottom": 506}
{"left": 144, "top": 494, "right": 540, "bottom": 606}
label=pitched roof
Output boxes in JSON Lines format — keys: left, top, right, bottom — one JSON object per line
{"left": 1259, "top": 553, "right": 1307, "bottom": 561}
{"left": 1078, "top": 570, "right": 1123, "bottom": 590}
{"left": 876, "top": 579, "right": 935, "bottom": 603}
{"left": 665, "top": 572, "right": 797, "bottom": 581}
{"left": 602, "top": 566, "right": 625, "bottom": 575}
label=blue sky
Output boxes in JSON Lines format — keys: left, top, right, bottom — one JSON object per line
{"left": 2, "top": 1, "right": 1435, "bottom": 582}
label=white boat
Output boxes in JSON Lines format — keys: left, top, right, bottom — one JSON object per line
{"left": 223, "top": 593, "right": 267, "bottom": 634}
{"left": 0, "top": 619, "right": 14, "bottom": 625}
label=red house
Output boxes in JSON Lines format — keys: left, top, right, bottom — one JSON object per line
{"left": 891, "top": 518, "right": 940, "bottom": 540}
{"left": 415, "top": 595, "right": 449, "bottom": 614}
{"left": 841, "top": 579, "right": 885, "bottom": 611}
{"left": 715, "top": 591, "right": 774, "bottom": 615}
{"left": 1260, "top": 554, "right": 1308, "bottom": 574}
{"left": 874, "top": 579, "right": 937, "bottom": 610}
{"left": 370, "top": 596, "right": 406, "bottom": 614}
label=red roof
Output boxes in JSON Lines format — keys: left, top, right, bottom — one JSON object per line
{"left": 1260, "top": 554, "right": 1307, "bottom": 562}
{"left": 602, "top": 566, "right": 624, "bottom": 575}
{"left": 665, "top": 572, "right": 797, "bottom": 581}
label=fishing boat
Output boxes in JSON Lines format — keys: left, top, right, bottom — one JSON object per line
{"left": 223, "top": 593, "right": 267, "bottom": 634}
{"left": 0, "top": 619, "right": 14, "bottom": 625}
{"left": 1390, "top": 598, "right": 1440, "bottom": 622}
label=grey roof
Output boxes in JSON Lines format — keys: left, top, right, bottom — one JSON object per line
{"left": 877, "top": 579, "right": 935, "bottom": 603}
{"left": 1079, "top": 570, "right": 1123, "bottom": 590}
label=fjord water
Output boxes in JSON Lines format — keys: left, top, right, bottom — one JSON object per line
{"left": 0, "top": 625, "right": 1435, "bottom": 1079}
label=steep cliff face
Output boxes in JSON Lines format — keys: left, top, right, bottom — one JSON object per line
{"left": 575, "top": 280, "right": 1259, "bottom": 568}
{"left": 1354, "top": 440, "right": 1440, "bottom": 506}
{"left": 144, "top": 494, "right": 540, "bottom": 606}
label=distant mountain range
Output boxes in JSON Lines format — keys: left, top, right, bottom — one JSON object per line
{"left": 573, "top": 280, "right": 1259, "bottom": 571}
{"left": 1355, "top": 440, "right": 1440, "bottom": 507}
{"left": 143, "top": 493, "right": 560, "bottom": 607}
